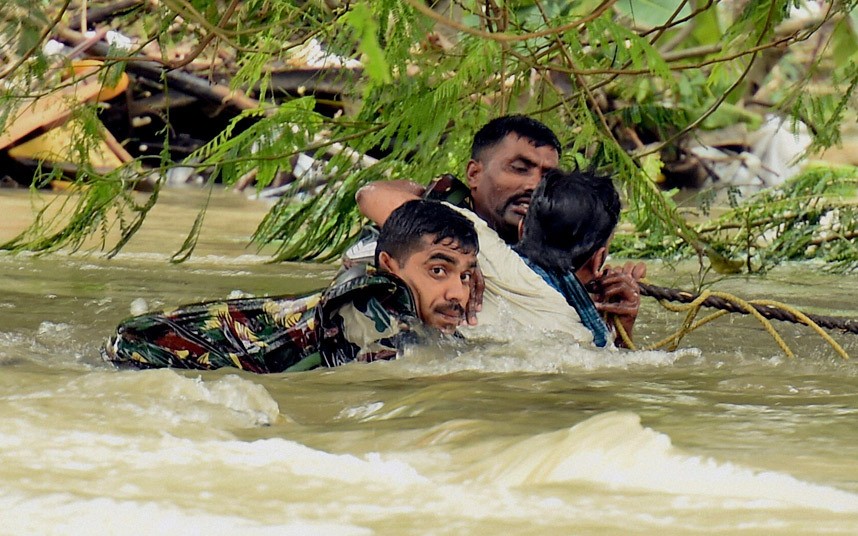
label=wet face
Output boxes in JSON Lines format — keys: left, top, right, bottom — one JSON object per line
{"left": 466, "top": 134, "right": 559, "bottom": 243}
{"left": 379, "top": 236, "right": 477, "bottom": 334}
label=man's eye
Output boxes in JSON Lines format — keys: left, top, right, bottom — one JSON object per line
{"left": 430, "top": 266, "right": 447, "bottom": 277}
{"left": 461, "top": 273, "right": 472, "bottom": 283}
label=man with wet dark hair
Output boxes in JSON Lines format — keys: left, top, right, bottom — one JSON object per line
{"left": 375, "top": 200, "right": 479, "bottom": 337}
{"left": 466, "top": 114, "right": 562, "bottom": 245}
{"left": 355, "top": 114, "right": 644, "bottom": 346}
{"left": 471, "top": 114, "right": 562, "bottom": 160}
{"left": 103, "top": 200, "right": 478, "bottom": 372}
{"left": 376, "top": 199, "right": 478, "bottom": 268}
{"left": 516, "top": 168, "right": 620, "bottom": 274}
{"left": 514, "top": 168, "right": 624, "bottom": 347}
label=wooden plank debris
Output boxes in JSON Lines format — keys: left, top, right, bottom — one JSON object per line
{"left": 0, "top": 77, "right": 104, "bottom": 151}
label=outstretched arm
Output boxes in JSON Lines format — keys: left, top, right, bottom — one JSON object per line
{"left": 355, "top": 180, "right": 424, "bottom": 226}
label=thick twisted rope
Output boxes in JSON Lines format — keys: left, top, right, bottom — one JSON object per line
{"left": 612, "top": 283, "right": 852, "bottom": 359}
{"left": 640, "top": 283, "right": 858, "bottom": 335}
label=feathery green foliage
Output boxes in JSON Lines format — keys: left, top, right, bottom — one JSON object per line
{"left": 0, "top": 0, "right": 856, "bottom": 273}
{"left": 710, "top": 165, "right": 858, "bottom": 271}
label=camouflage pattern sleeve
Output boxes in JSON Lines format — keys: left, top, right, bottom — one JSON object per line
{"left": 102, "top": 266, "right": 426, "bottom": 372}
{"left": 316, "top": 266, "right": 422, "bottom": 367}
{"left": 102, "top": 293, "right": 322, "bottom": 373}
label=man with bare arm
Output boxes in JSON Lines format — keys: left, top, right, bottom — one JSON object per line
{"left": 354, "top": 115, "right": 645, "bottom": 347}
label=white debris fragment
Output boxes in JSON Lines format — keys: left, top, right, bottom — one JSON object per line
{"left": 286, "top": 38, "right": 362, "bottom": 69}
{"left": 688, "top": 114, "right": 812, "bottom": 198}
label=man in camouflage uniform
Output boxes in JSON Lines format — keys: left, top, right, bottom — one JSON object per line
{"left": 102, "top": 200, "right": 479, "bottom": 372}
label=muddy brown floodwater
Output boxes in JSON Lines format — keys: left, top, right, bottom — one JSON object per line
{"left": 1, "top": 186, "right": 857, "bottom": 534}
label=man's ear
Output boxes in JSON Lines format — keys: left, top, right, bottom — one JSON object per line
{"left": 577, "top": 246, "right": 608, "bottom": 285}
{"left": 377, "top": 251, "right": 400, "bottom": 274}
{"left": 465, "top": 159, "right": 482, "bottom": 188}
{"left": 591, "top": 246, "right": 607, "bottom": 273}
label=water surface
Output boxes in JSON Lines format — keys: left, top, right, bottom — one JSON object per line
{"left": 2, "top": 187, "right": 857, "bottom": 535}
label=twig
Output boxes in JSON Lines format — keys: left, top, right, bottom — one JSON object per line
{"left": 645, "top": 0, "right": 691, "bottom": 46}
{"left": 404, "top": 0, "right": 617, "bottom": 43}
{"left": 0, "top": 0, "right": 73, "bottom": 80}
{"left": 533, "top": 0, "right": 618, "bottom": 147}
{"left": 73, "top": 0, "right": 144, "bottom": 26}
{"left": 164, "top": 0, "right": 240, "bottom": 70}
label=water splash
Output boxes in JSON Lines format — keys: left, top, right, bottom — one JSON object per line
{"left": 464, "top": 411, "right": 858, "bottom": 512}
{"left": 0, "top": 492, "right": 373, "bottom": 536}
{"left": 395, "top": 336, "right": 697, "bottom": 375}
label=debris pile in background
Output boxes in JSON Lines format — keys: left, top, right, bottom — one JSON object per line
{"left": 0, "top": 1, "right": 362, "bottom": 196}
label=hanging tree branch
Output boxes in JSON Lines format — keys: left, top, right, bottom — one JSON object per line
{"left": 404, "top": 0, "right": 617, "bottom": 43}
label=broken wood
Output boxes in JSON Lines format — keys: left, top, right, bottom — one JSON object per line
{"left": 8, "top": 119, "right": 126, "bottom": 171}
{"left": 127, "top": 89, "right": 198, "bottom": 115}
{"left": 55, "top": 26, "right": 263, "bottom": 112}
{"left": 266, "top": 68, "right": 362, "bottom": 97}
{"left": 100, "top": 123, "right": 135, "bottom": 163}
{"left": 0, "top": 77, "right": 104, "bottom": 151}
{"left": 73, "top": 0, "right": 145, "bottom": 26}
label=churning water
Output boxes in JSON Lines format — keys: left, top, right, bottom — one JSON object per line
{"left": 1, "top": 188, "right": 857, "bottom": 535}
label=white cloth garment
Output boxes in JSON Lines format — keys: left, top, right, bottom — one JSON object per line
{"left": 447, "top": 204, "right": 594, "bottom": 345}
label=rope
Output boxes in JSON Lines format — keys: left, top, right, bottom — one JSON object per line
{"left": 640, "top": 283, "right": 858, "bottom": 334}
{"left": 752, "top": 299, "right": 850, "bottom": 360}
{"left": 615, "top": 308, "right": 729, "bottom": 351}
{"left": 624, "top": 282, "right": 852, "bottom": 360}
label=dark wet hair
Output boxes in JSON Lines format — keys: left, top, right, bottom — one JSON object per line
{"left": 515, "top": 168, "right": 620, "bottom": 273}
{"left": 375, "top": 199, "right": 479, "bottom": 266}
{"left": 471, "top": 114, "right": 562, "bottom": 161}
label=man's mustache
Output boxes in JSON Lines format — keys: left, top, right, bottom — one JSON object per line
{"left": 502, "top": 190, "right": 533, "bottom": 212}
{"left": 434, "top": 302, "right": 465, "bottom": 318}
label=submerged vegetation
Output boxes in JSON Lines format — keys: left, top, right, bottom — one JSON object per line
{"left": 0, "top": 0, "right": 857, "bottom": 273}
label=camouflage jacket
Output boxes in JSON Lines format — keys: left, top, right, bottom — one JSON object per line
{"left": 102, "top": 265, "right": 422, "bottom": 373}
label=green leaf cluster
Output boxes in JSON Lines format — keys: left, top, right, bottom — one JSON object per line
{"left": 613, "top": 164, "right": 858, "bottom": 273}
{"left": 700, "top": 165, "right": 858, "bottom": 273}
{"left": 0, "top": 0, "right": 856, "bottom": 271}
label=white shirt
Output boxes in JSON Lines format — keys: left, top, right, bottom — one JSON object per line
{"left": 447, "top": 204, "right": 594, "bottom": 345}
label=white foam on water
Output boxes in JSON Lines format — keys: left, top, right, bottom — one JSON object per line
{"left": 0, "top": 369, "right": 282, "bottom": 434}
{"left": 337, "top": 401, "right": 386, "bottom": 420}
{"left": 2, "top": 394, "right": 855, "bottom": 532}
{"left": 0, "top": 492, "right": 372, "bottom": 536}
{"left": 0, "top": 331, "right": 27, "bottom": 362}
{"left": 69, "top": 253, "right": 293, "bottom": 277}
{"left": 394, "top": 336, "right": 696, "bottom": 376}
{"left": 1, "top": 422, "right": 427, "bottom": 488}
{"left": 465, "top": 411, "right": 858, "bottom": 513}
{"left": 82, "top": 370, "right": 283, "bottom": 428}
{"left": 129, "top": 297, "right": 149, "bottom": 316}
{"left": 35, "top": 321, "right": 73, "bottom": 336}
